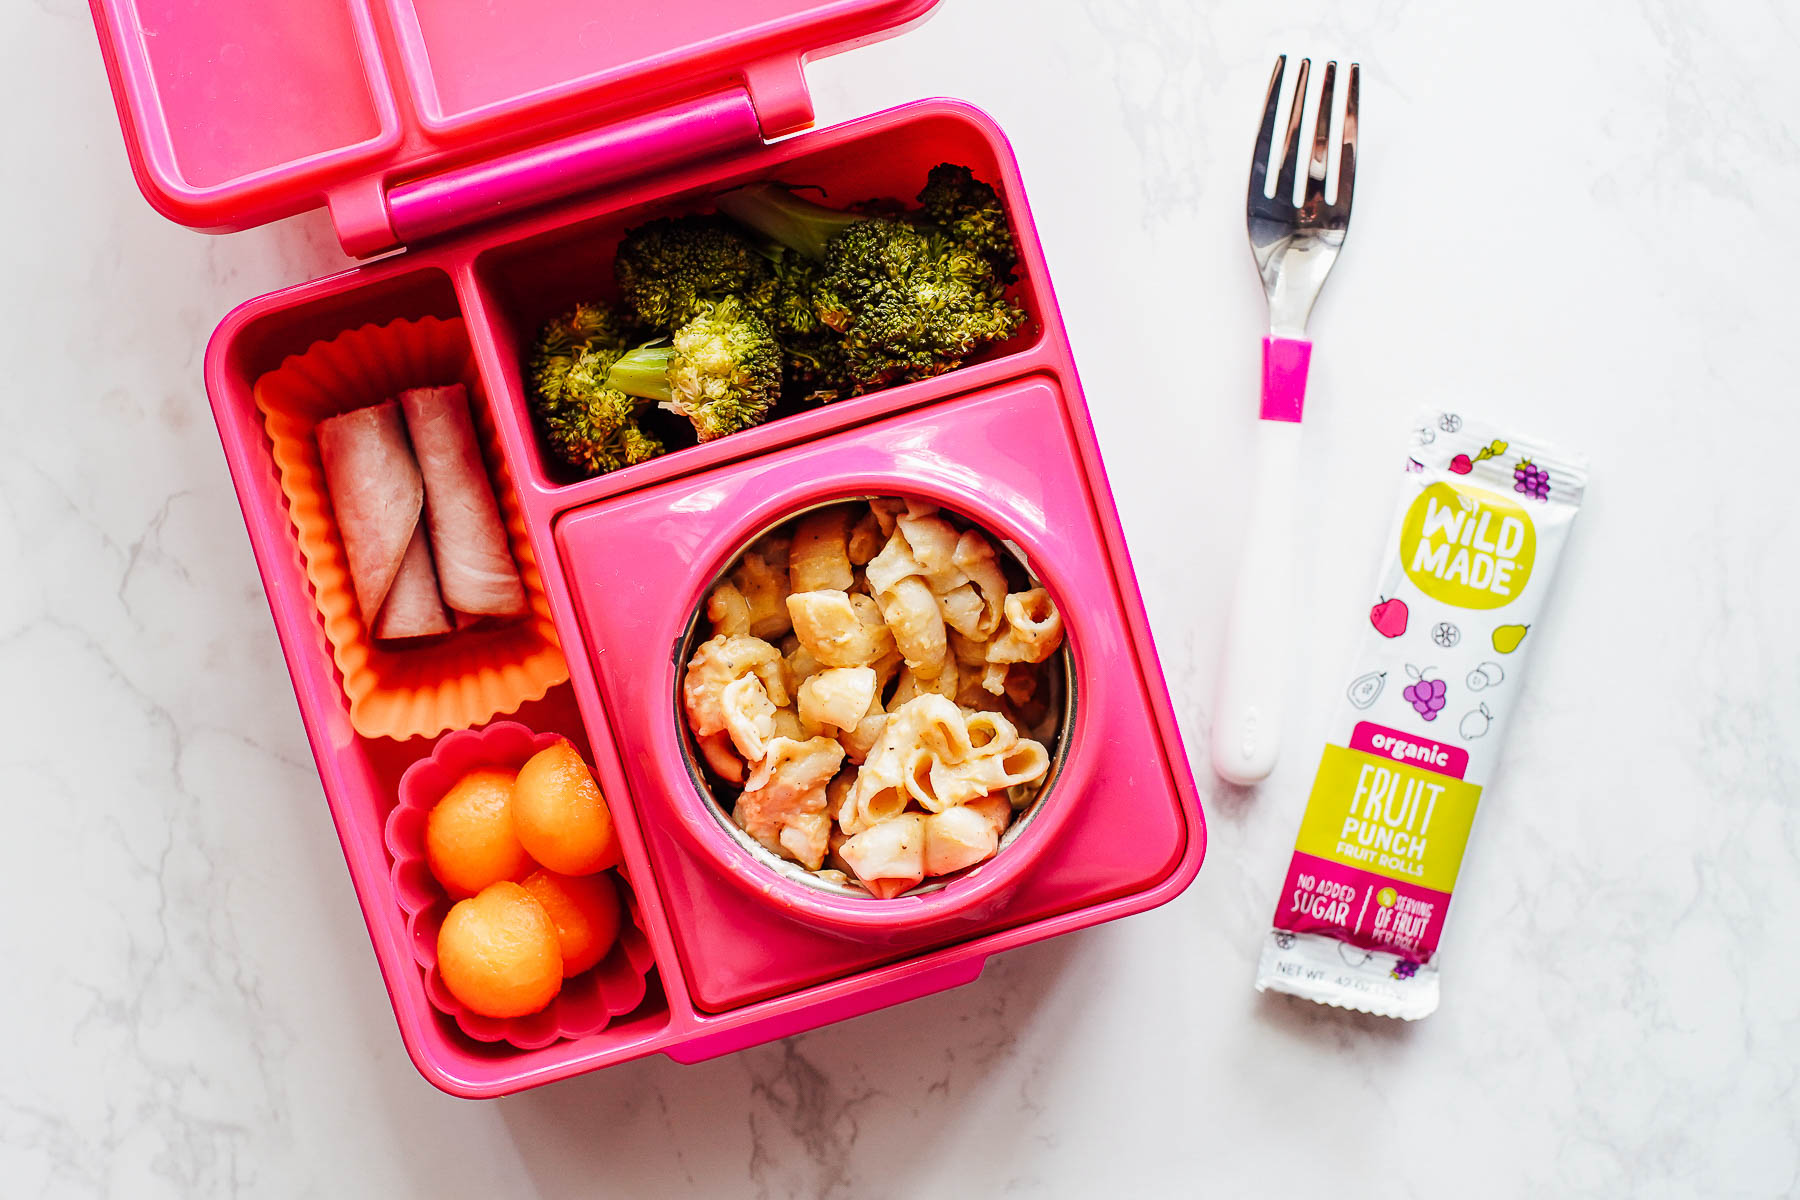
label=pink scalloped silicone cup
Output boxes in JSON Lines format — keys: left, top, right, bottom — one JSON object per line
{"left": 386, "top": 721, "right": 657, "bottom": 1049}
{"left": 254, "top": 316, "right": 568, "bottom": 740}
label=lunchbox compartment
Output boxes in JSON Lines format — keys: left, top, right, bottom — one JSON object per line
{"left": 379, "top": 0, "right": 935, "bottom": 134}
{"left": 379, "top": 694, "right": 681, "bottom": 1088}
{"left": 381, "top": 0, "right": 764, "bottom": 132}
{"left": 552, "top": 375, "right": 1195, "bottom": 1011}
{"left": 216, "top": 270, "right": 566, "bottom": 739}
{"left": 463, "top": 105, "right": 1047, "bottom": 496}
{"left": 213, "top": 266, "right": 462, "bottom": 376}
{"left": 93, "top": 0, "right": 398, "bottom": 198}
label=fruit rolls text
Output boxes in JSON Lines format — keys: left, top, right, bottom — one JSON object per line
{"left": 1255, "top": 410, "right": 1587, "bottom": 1019}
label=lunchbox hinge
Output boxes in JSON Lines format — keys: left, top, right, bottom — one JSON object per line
{"left": 336, "top": 65, "right": 816, "bottom": 259}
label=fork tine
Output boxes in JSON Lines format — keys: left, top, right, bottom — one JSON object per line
{"left": 1305, "top": 61, "right": 1337, "bottom": 205}
{"left": 1247, "top": 55, "right": 1286, "bottom": 201}
{"left": 1272, "top": 57, "right": 1310, "bottom": 206}
{"left": 1337, "top": 62, "right": 1360, "bottom": 211}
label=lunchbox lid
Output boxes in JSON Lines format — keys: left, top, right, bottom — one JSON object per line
{"left": 86, "top": 0, "right": 940, "bottom": 257}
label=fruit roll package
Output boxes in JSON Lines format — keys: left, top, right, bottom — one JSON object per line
{"left": 1255, "top": 410, "right": 1588, "bottom": 1019}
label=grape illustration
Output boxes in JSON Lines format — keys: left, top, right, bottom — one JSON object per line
{"left": 1513, "top": 458, "right": 1550, "bottom": 501}
{"left": 1391, "top": 959, "right": 1420, "bottom": 981}
{"left": 1465, "top": 662, "right": 1504, "bottom": 691}
{"left": 1275, "top": 932, "right": 1296, "bottom": 950}
{"left": 1431, "top": 621, "right": 1461, "bottom": 648}
{"left": 1347, "top": 670, "right": 1387, "bottom": 710}
{"left": 1438, "top": 413, "right": 1463, "bottom": 433}
{"left": 1401, "top": 666, "right": 1448, "bottom": 722}
{"left": 1459, "top": 703, "right": 1493, "bottom": 740}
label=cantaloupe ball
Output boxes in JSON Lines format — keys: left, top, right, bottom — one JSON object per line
{"left": 436, "top": 881, "right": 563, "bottom": 1018}
{"left": 512, "top": 739, "right": 620, "bottom": 876}
{"left": 425, "top": 768, "right": 532, "bottom": 899}
{"left": 521, "top": 870, "right": 623, "bottom": 977}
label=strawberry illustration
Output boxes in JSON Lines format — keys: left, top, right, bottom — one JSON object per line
{"left": 1449, "top": 454, "right": 1474, "bottom": 475}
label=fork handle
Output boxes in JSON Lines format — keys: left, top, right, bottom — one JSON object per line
{"left": 1211, "top": 337, "right": 1312, "bottom": 785}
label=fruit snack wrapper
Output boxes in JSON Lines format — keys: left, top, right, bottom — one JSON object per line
{"left": 1255, "top": 410, "right": 1588, "bottom": 1018}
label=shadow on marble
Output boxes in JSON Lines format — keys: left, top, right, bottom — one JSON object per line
{"left": 491, "top": 932, "right": 1090, "bottom": 1196}
{"left": 1206, "top": 778, "right": 1257, "bottom": 824}
{"left": 1253, "top": 987, "right": 1415, "bottom": 1051}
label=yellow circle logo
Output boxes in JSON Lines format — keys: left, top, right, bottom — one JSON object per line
{"left": 1377, "top": 887, "right": 1397, "bottom": 908}
{"left": 1399, "top": 481, "right": 1536, "bottom": 609}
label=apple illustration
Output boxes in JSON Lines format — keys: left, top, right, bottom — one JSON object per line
{"left": 1449, "top": 454, "right": 1474, "bottom": 475}
{"left": 1370, "top": 596, "right": 1409, "bottom": 638}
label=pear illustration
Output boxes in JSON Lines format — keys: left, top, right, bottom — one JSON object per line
{"left": 1491, "top": 624, "right": 1529, "bottom": 654}
{"left": 1459, "top": 703, "right": 1493, "bottom": 740}
{"left": 1347, "top": 670, "right": 1386, "bottom": 710}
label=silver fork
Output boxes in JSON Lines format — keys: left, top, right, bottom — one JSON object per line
{"left": 1212, "top": 55, "right": 1360, "bottom": 787}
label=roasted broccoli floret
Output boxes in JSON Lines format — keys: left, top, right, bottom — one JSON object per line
{"left": 715, "top": 183, "right": 1025, "bottom": 393}
{"left": 781, "top": 330, "right": 853, "bottom": 405}
{"left": 756, "top": 242, "right": 826, "bottom": 339}
{"left": 613, "top": 215, "right": 773, "bottom": 331}
{"left": 603, "top": 297, "right": 781, "bottom": 441}
{"left": 749, "top": 242, "right": 847, "bottom": 399}
{"left": 826, "top": 228, "right": 1023, "bottom": 391}
{"left": 527, "top": 303, "right": 664, "bottom": 476}
{"left": 542, "top": 369, "right": 667, "bottom": 476}
{"left": 528, "top": 301, "right": 629, "bottom": 403}
{"left": 917, "top": 162, "right": 1018, "bottom": 280}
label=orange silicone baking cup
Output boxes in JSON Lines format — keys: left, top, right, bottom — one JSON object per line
{"left": 254, "top": 316, "right": 567, "bottom": 740}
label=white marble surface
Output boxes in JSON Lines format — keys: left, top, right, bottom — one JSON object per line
{"left": 3, "top": 0, "right": 1797, "bottom": 1195}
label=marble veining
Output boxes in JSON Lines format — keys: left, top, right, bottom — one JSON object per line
{"left": 2, "top": 0, "right": 1797, "bottom": 1195}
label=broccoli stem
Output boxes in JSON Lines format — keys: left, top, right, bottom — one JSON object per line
{"left": 714, "top": 184, "right": 865, "bottom": 261}
{"left": 604, "top": 345, "right": 675, "bottom": 405}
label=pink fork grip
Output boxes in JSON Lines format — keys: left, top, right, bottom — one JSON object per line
{"left": 1260, "top": 336, "right": 1313, "bottom": 422}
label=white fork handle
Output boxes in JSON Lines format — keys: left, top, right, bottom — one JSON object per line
{"left": 1211, "top": 419, "right": 1303, "bottom": 785}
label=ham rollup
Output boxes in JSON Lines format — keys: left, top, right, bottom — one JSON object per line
{"left": 399, "top": 385, "right": 527, "bottom": 617}
{"left": 373, "top": 524, "right": 452, "bottom": 639}
{"left": 316, "top": 401, "right": 424, "bottom": 627}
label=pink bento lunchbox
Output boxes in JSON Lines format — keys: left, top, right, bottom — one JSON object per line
{"left": 86, "top": 0, "right": 1208, "bottom": 1096}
